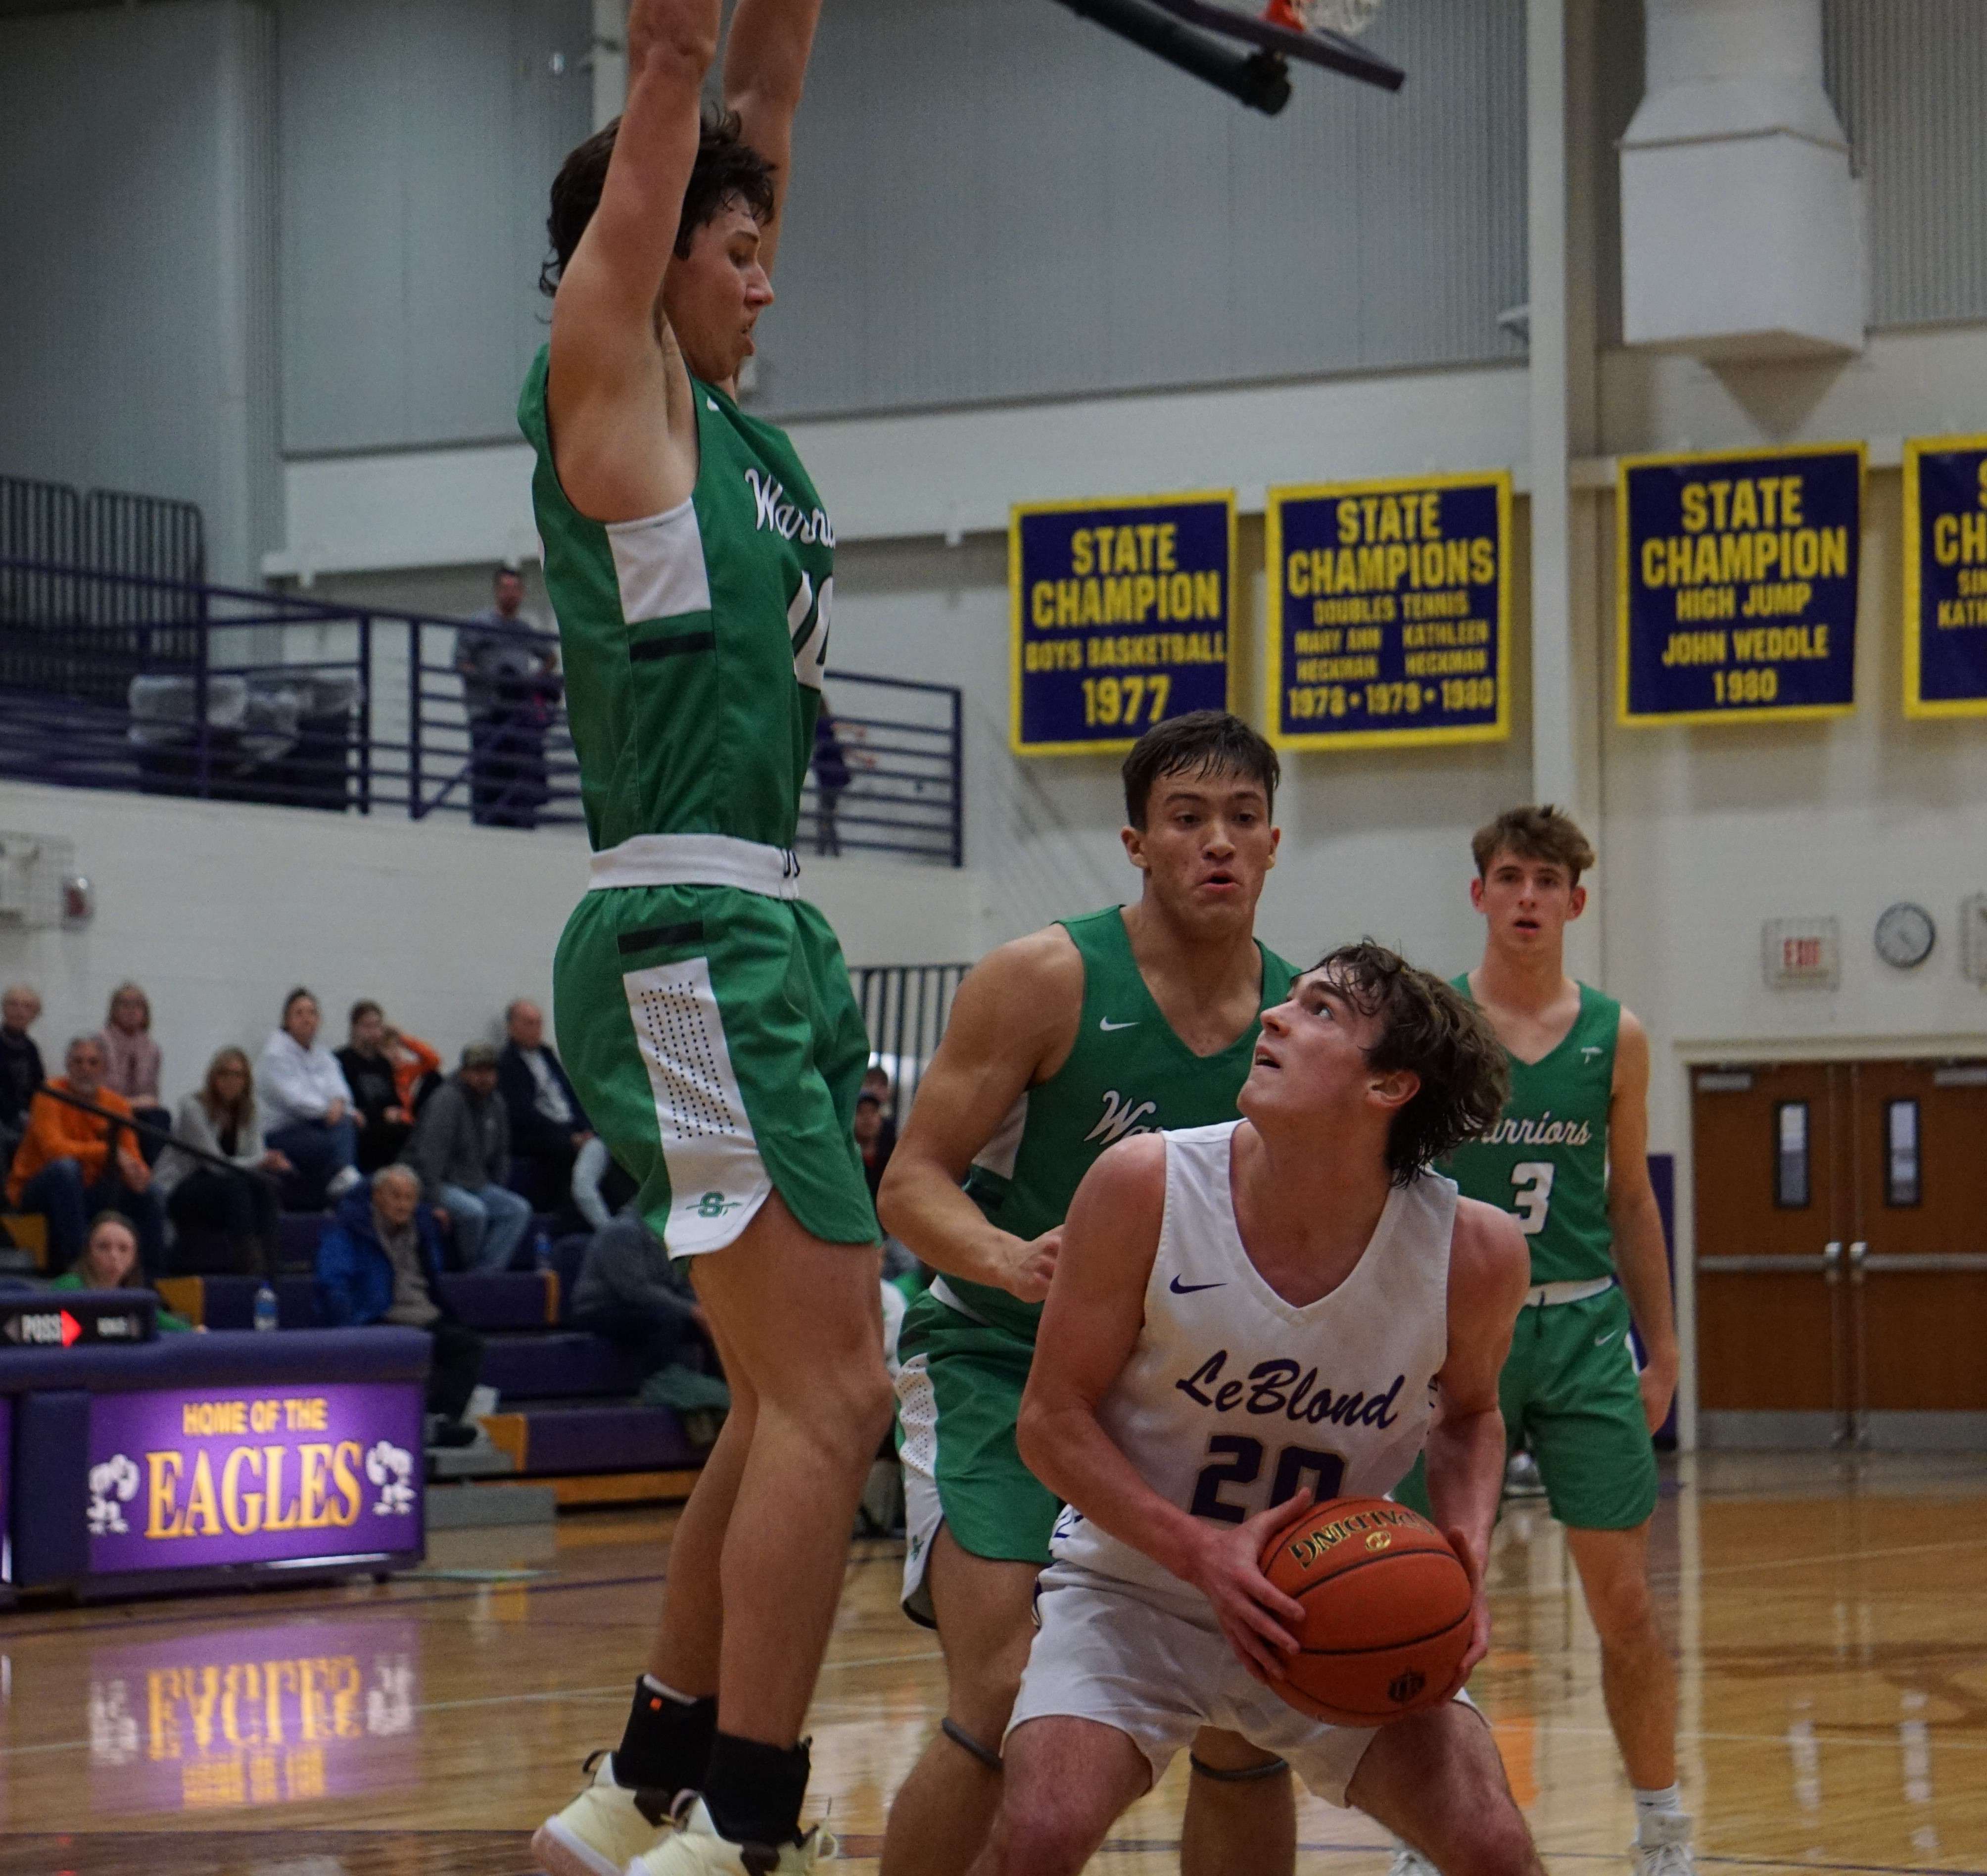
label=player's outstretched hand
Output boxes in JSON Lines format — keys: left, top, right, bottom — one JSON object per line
{"left": 997, "top": 1228, "right": 1062, "bottom": 1303}
{"left": 1443, "top": 1525, "right": 1491, "bottom": 1694}
{"left": 1188, "top": 1489, "right": 1314, "bottom": 1684}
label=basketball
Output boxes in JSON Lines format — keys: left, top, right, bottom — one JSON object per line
{"left": 1258, "top": 1497, "right": 1474, "bottom": 1726}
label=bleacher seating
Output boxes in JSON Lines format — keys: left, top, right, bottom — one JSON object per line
{"left": 154, "top": 1228, "right": 708, "bottom": 1493}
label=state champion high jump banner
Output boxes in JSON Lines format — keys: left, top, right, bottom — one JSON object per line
{"left": 1265, "top": 471, "right": 1511, "bottom": 751}
{"left": 1903, "top": 435, "right": 1987, "bottom": 718}
{"left": 1618, "top": 443, "right": 1863, "bottom": 724}
{"left": 1010, "top": 491, "right": 1234, "bottom": 754}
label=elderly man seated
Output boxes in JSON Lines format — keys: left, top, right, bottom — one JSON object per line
{"left": 316, "top": 1164, "right": 486, "bottom": 1448}
{"left": 6, "top": 1034, "right": 165, "bottom": 1273}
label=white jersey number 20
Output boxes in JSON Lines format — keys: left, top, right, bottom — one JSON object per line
{"left": 1510, "top": 1160, "right": 1556, "bottom": 1235}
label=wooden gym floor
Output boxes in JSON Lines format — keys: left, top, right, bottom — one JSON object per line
{"left": 2, "top": 1451, "right": 1983, "bottom": 1876}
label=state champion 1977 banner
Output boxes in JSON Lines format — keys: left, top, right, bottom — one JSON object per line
{"left": 1903, "top": 435, "right": 1987, "bottom": 719}
{"left": 1010, "top": 491, "right": 1234, "bottom": 755}
{"left": 1266, "top": 471, "right": 1511, "bottom": 751}
{"left": 1617, "top": 442, "right": 1862, "bottom": 724}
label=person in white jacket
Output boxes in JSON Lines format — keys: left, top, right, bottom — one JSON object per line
{"left": 257, "top": 987, "right": 361, "bottom": 1210}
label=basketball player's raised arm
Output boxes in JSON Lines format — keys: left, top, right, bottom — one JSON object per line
{"left": 1018, "top": 1138, "right": 1310, "bottom": 1682}
{"left": 876, "top": 932, "right": 1083, "bottom": 1301}
{"left": 547, "top": 0, "right": 716, "bottom": 520}
{"left": 1605, "top": 1012, "right": 1681, "bottom": 1432}
{"left": 722, "top": 0, "right": 822, "bottom": 278}
{"left": 1423, "top": 1196, "right": 1530, "bottom": 1680}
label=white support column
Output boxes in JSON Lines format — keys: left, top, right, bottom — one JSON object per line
{"left": 1526, "top": 0, "right": 1576, "bottom": 816}
{"left": 592, "top": 0, "right": 628, "bottom": 131}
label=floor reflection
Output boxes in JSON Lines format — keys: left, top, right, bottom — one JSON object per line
{"left": 0, "top": 1456, "right": 1980, "bottom": 1872}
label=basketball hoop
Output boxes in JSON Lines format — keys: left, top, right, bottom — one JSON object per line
{"left": 1262, "top": 0, "right": 1383, "bottom": 36}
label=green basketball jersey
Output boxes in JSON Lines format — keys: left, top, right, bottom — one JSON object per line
{"left": 518, "top": 345, "right": 834, "bottom": 853}
{"left": 1444, "top": 976, "right": 1620, "bottom": 1285}
{"left": 946, "top": 907, "right": 1298, "bottom": 1341}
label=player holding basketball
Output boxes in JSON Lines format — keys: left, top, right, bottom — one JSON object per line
{"left": 524, "top": 4, "right": 893, "bottom": 1874}
{"left": 969, "top": 945, "right": 1536, "bottom": 1876}
{"left": 880, "top": 713, "right": 1305, "bottom": 1876}
{"left": 1395, "top": 806, "right": 1689, "bottom": 1876}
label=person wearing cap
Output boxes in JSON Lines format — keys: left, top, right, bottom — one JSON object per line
{"left": 400, "top": 1041, "right": 532, "bottom": 1271}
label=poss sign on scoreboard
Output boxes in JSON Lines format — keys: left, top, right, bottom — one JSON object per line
{"left": 1266, "top": 471, "right": 1511, "bottom": 751}
{"left": 1618, "top": 443, "right": 1862, "bottom": 724}
{"left": 1011, "top": 491, "right": 1234, "bottom": 754}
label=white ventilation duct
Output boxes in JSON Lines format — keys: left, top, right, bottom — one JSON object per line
{"left": 1620, "top": 0, "right": 1863, "bottom": 360}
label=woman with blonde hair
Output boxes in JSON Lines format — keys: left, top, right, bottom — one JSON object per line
{"left": 155, "top": 1047, "right": 289, "bottom": 1274}
{"left": 51, "top": 1212, "right": 194, "bottom": 1331}
{"left": 99, "top": 981, "right": 171, "bottom": 1156}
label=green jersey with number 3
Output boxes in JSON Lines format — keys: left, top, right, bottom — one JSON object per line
{"left": 1444, "top": 976, "right": 1620, "bottom": 1285}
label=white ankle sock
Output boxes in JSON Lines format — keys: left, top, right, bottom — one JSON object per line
{"left": 642, "top": 1674, "right": 701, "bottom": 1707}
{"left": 1634, "top": 1785, "right": 1684, "bottom": 1835}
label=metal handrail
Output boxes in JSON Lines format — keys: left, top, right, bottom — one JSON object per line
{"left": 0, "top": 556, "right": 965, "bottom": 866}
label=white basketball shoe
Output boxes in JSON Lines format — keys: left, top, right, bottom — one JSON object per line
{"left": 532, "top": 1751, "right": 675, "bottom": 1876}
{"left": 1386, "top": 1844, "right": 1441, "bottom": 1876}
{"left": 1633, "top": 1811, "right": 1696, "bottom": 1876}
{"left": 626, "top": 1795, "right": 836, "bottom": 1876}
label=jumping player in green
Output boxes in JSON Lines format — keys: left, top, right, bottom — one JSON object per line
{"left": 525, "top": 4, "right": 892, "bottom": 1874}
{"left": 879, "top": 714, "right": 1303, "bottom": 1876}
{"left": 1395, "top": 806, "right": 1689, "bottom": 1876}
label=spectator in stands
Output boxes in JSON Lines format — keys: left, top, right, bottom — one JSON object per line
{"left": 569, "top": 1203, "right": 716, "bottom": 1388}
{"left": 854, "top": 1083, "right": 894, "bottom": 1201}
{"left": 336, "top": 1001, "right": 429, "bottom": 1173}
{"left": 812, "top": 706, "right": 851, "bottom": 855}
{"left": 98, "top": 982, "right": 171, "bottom": 1158}
{"left": 403, "top": 1043, "right": 531, "bottom": 1271}
{"left": 6, "top": 1035, "right": 165, "bottom": 1273}
{"left": 258, "top": 988, "right": 362, "bottom": 1210}
{"left": 0, "top": 983, "right": 45, "bottom": 1177}
{"left": 316, "top": 1164, "right": 483, "bottom": 1448}
{"left": 498, "top": 998, "right": 590, "bottom": 1208}
{"left": 52, "top": 1212, "right": 194, "bottom": 1332}
{"left": 155, "top": 1046, "right": 287, "bottom": 1274}
{"left": 457, "top": 565, "right": 558, "bottom": 829}
{"left": 571, "top": 1133, "right": 640, "bottom": 1230}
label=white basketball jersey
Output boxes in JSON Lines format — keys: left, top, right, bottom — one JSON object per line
{"left": 1050, "top": 1120, "right": 1457, "bottom": 1606}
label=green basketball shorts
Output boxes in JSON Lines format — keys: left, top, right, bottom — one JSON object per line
{"left": 1395, "top": 1284, "right": 1658, "bottom": 1532}
{"left": 894, "top": 1286, "right": 1060, "bottom": 1626}
{"left": 553, "top": 883, "right": 878, "bottom": 1259}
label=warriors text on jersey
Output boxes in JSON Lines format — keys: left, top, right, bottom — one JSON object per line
{"left": 949, "top": 908, "right": 1297, "bottom": 1340}
{"left": 1443, "top": 977, "right": 1620, "bottom": 1285}
{"left": 1050, "top": 1121, "right": 1457, "bottom": 1607}
{"left": 518, "top": 345, "right": 834, "bottom": 854}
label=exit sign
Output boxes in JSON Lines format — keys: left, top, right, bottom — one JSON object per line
{"left": 1762, "top": 917, "right": 1840, "bottom": 989}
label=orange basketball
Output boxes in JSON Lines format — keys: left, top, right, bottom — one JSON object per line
{"left": 1257, "top": 1496, "right": 1473, "bottom": 1726}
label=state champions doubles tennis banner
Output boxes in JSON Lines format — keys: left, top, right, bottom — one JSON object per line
{"left": 1266, "top": 471, "right": 1511, "bottom": 751}
{"left": 1903, "top": 435, "right": 1987, "bottom": 718}
{"left": 1618, "top": 442, "right": 1862, "bottom": 724}
{"left": 1010, "top": 491, "right": 1234, "bottom": 754}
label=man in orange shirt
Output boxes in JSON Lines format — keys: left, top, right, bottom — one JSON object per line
{"left": 8, "top": 1035, "right": 165, "bottom": 1274}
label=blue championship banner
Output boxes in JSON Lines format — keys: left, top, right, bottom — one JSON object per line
{"left": 1010, "top": 491, "right": 1234, "bottom": 755}
{"left": 1618, "top": 443, "right": 1862, "bottom": 724}
{"left": 1903, "top": 436, "right": 1987, "bottom": 719}
{"left": 1266, "top": 472, "right": 1511, "bottom": 751}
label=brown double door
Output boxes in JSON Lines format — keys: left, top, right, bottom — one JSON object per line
{"left": 1692, "top": 1058, "right": 1987, "bottom": 1447}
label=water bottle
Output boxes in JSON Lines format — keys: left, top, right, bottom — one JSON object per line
{"left": 252, "top": 1282, "right": 279, "bottom": 1333}
{"left": 532, "top": 1228, "right": 553, "bottom": 1274}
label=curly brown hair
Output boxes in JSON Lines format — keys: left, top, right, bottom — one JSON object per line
{"left": 540, "top": 107, "right": 778, "bottom": 298}
{"left": 1311, "top": 941, "right": 1509, "bottom": 1184}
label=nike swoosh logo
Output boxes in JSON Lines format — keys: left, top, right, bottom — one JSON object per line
{"left": 1170, "top": 1276, "right": 1225, "bottom": 1295}
{"left": 1099, "top": 1018, "right": 1139, "bottom": 1032}
{"left": 1595, "top": 1329, "right": 1621, "bottom": 1347}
